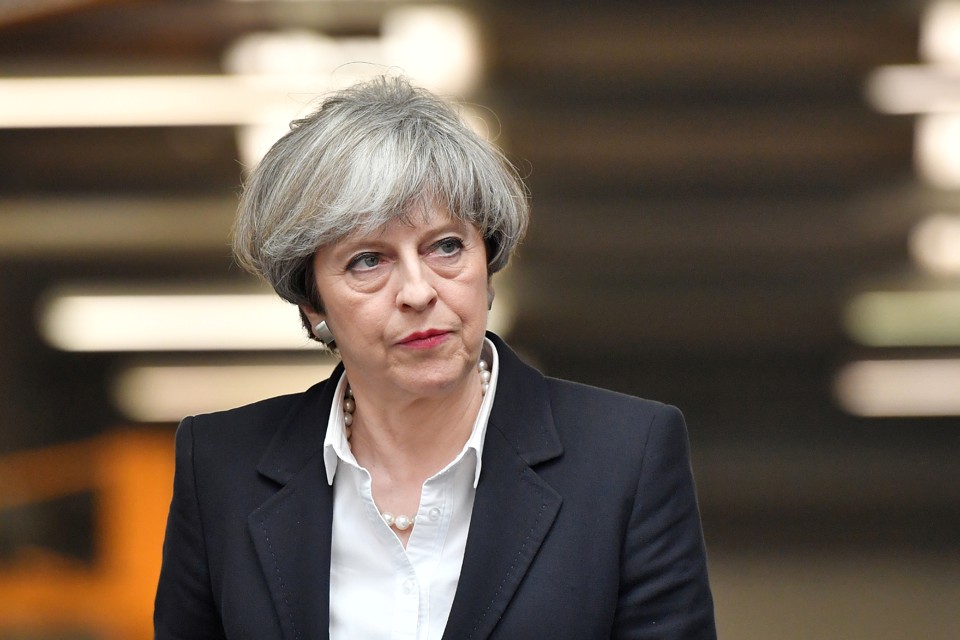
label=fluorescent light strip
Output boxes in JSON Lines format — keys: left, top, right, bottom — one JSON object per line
{"left": 381, "top": 6, "right": 481, "bottom": 95}
{"left": 864, "top": 65, "right": 960, "bottom": 115}
{"left": 112, "top": 360, "right": 337, "bottom": 422}
{"left": 916, "top": 113, "right": 960, "bottom": 188}
{"left": 921, "top": 1, "right": 960, "bottom": 64}
{"left": 40, "top": 289, "right": 315, "bottom": 351}
{"left": 0, "top": 74, "right": 355, "bottom": 128}
{"left": 835, "top": 359, "right": 960, "bottom": 417}
{"left": 844, "top": 289, "right": 960, "bottom": 347}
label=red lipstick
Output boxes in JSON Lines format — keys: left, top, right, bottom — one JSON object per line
{"left": 399, "top": 329, "right": 448, "bottom": 348}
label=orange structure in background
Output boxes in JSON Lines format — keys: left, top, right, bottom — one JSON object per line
{"left": 0, "top": 429, "right": 174, "bottom": 639}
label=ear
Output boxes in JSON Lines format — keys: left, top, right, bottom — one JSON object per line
{"left": 301, "top": 305, "right": 331, "bottom": 346}
{"left": 299, "top": 304, "right": 324, "bottom": 329}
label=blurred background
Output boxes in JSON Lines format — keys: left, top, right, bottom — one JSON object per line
{"left": 1, "top": 0, "right": 959, "bottom": 637}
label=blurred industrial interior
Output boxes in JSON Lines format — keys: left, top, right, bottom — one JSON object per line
{"left": 0, "top": 0, "right": 959, "bottom": 638}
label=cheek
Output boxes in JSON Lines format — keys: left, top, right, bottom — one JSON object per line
{"left": 322, "top": 290, "right": 379, "bottom": 340}
{"left": 462, "top": 278, "right": 492, "bottom": 324}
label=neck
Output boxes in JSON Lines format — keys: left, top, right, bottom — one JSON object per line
{"left": 346, "top": 374, "right": 484, "bottom": 482}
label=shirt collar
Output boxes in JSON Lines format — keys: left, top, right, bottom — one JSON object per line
{"left": 323, "top": 337, "right": 499, "bottom": 489}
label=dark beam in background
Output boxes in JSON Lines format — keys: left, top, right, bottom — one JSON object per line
{"left": 0, "top": 0, "right": 110, "bottom": 29}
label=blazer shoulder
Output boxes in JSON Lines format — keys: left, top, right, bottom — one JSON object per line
{"left": 179, "top": 376, "right": 334, "bottom": 464}
{"left": 544, "top": 376, "right": 676, "bottom": 423}
{"left": 189, "top": 390, "right": 307, "bottom": 430}
{"left": 541, "top": 376, "right": 687, "bottom": 467}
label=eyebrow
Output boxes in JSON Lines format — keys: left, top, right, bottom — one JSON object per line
{"left": 342, "top": 219, "right": 472, "bottom": 251}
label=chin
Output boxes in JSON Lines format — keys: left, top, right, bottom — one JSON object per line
{"left": 402, "top": 362, "right": 472, "bottom": 395}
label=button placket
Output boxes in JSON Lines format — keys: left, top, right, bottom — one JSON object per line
{"left": 392, "top": 569, "right": 420, "bottom": 639}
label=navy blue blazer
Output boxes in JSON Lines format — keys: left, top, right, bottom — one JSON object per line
{"left": 155, "top": 334, "right": 716, "bottom": 639}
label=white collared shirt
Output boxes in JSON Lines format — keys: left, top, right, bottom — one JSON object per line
{"left": 322, "top": 338, "right": 499, "bottom": 640}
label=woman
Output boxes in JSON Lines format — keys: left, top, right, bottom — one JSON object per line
{"left": 155, "top": 75, "right": 716, "bottom": 639}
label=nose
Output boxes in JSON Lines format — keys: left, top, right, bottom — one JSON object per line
{"left": 394, "top": 257, "right": 438, "bottom": 311}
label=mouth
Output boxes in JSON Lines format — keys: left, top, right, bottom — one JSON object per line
{"left": 398, "top": 329, "right": 449, "bottom": 348}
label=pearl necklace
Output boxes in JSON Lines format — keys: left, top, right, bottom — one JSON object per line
{"left": 341, "top": 358, "right": 490, "bottom": 531}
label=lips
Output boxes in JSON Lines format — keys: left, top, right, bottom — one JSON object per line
{"left": 398, "top": 329, "right": 449, "bottom": 347}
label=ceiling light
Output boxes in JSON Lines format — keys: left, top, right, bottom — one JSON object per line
{"left": 909, "top": 212, "right": 960, "bottom": 275}
{"left": 0, "top": 74, "right": 354, "bottom": 129}
{"left": 222, "top": 30, "right": 383, "bottom": 77}
{"left": 921, "top": 1, "right": 960, "bottom": 64}
{"left": 843, "top": 289, "right": 960, "bottom": 347}
{"left": 112, "top": 359, "right": 337, "bottom": 422}
{"left": 39, "top": 287, "right": 314, "bottom": 352}
{"left": 864, "top": 65, "right": 960, "bottom": 115}
{"left": 382, "top": 6, "right": 482, "bottom": 96}
{"left": 835, "top": 358, "right": 960, "bottom": 416}
{"left": 916, "top": 113, "right": 960, "bottom": 188}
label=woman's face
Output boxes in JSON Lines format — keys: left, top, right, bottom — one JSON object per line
{"left": 301, "top": 205, "right": 490, "bottom": 402}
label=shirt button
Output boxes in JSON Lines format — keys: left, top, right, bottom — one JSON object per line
{"left": 403, "top": 579, "right": 417, "bottom": 595}
{"left": 428, "top": 507, "right": 442, "bottom": 521}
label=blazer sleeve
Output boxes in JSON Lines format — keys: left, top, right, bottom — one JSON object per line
{"left": 154, "top": 417, "right": 227, "bottom": 640}
{"left": 613, "top": 404, "right": 716, "bottom": 639}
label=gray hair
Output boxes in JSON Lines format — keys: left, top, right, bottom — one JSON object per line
{"left": 233, "top": 75, "right": 529, "bottom": 330}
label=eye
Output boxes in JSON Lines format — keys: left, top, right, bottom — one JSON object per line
{"left": 433, "top": 237, "right": 464, "bottom": 257}
{"left": 347, "top": 252, "right": 382, "bottom": 272}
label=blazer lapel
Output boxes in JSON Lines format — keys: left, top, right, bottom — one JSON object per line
{"left": 442, "top": 335, "right": 564, "bottom": 640}
{"left": 249, "top": 458, "right": 333, "bottom": 640}
{"left": 248, "top": 367, "right": 342, "bottom": 640}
